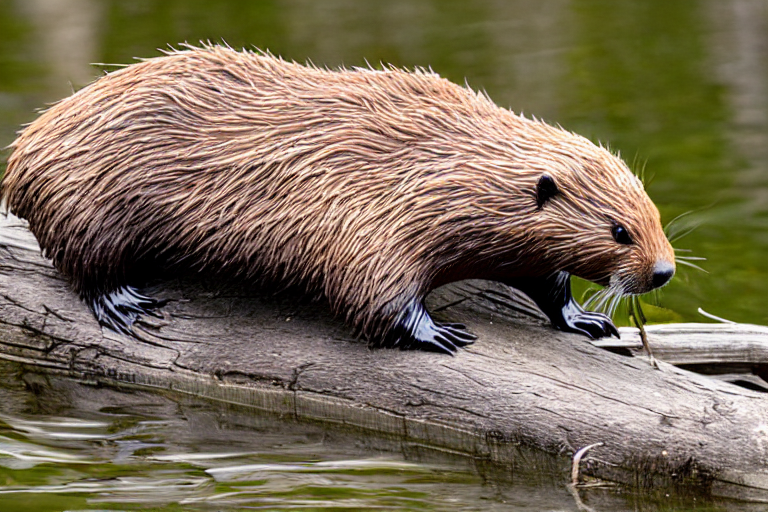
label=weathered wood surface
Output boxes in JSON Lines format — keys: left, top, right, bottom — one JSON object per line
{"left": 2, "top": 212, "right": 768, "bottom": 499}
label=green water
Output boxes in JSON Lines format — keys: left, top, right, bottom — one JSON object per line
{"left": 0, "top": 0, "right": 766, "bottom": 509}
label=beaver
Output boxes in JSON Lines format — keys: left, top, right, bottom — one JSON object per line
{"left": 1, "top": 44, "right": 675, "bottom": 354}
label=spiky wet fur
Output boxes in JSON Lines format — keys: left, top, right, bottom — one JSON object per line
{"left": 1, "top": 44, "right": 674, "bottom": 344}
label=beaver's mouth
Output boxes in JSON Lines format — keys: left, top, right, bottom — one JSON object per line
{"left": 610, "top": 272, "right": 653, "bottom": 296}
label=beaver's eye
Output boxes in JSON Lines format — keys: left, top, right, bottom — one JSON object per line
{"left": 536, "top": 175, "right": 558, "bottom": 208}
{"left": 612, "top": 224, "right": 633, "bottom": 245}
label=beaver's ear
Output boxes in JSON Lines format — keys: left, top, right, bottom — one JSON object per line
{"left": 536, "top": 175, "right": 559, "bottom": 208}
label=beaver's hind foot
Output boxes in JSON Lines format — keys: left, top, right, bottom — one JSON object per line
{"left": 89, "top": 286, "right": 166, "bottom": 336}
{"left": 388, "top": 299, "right": 477, "bottom": 355}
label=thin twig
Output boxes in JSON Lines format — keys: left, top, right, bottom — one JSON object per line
{"left": 697, "top": 308, "right": 736, "bottom": 324}
{"left": 630, "top": 298, "right": 658, "bottom": 369}
{"left": 571, "top": 442, "right": 604, "bottom": 486}
{"left": 568, "top": 442, "right": 604, "bottom": 512}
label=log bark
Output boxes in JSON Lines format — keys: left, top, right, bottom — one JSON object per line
{"left": 2, "top": 212, "right": 768, "bottom": 499}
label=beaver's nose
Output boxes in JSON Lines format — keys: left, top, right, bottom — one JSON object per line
{"left": 652, "top": 261, "right": 675, "bottom": 289}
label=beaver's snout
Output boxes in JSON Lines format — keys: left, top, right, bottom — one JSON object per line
{"left": 651, "top": 260, "right": 675, "bottom": 289}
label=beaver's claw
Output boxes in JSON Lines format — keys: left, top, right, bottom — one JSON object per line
{"left": 425, "top": 322, "right": 478, "bottom": 354}
{"left": 89, "top": 286, "right": 166, "bottom": 336}
{"left": 558, "top": 310, "right": 620, "bottom": 340}
{"left": 389, "top": 299, "right": 476, "bottom": 355}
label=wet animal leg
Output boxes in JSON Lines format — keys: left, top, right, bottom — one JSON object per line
{"left": 387, "top": 298, "right": 477, "bottom": 355}
{"left": 506, "top": 271, "right": 620, "bottom": 339}
{"left": 89, "top": 286, "right": 166, "bottom": 336}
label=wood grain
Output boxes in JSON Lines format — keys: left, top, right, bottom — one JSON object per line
{"left": 2, "top": 212, "right": 768, "bottom": 499}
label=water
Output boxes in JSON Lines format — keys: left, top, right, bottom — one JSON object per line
{"left": 0, "top": 0, "right": 766, "bottom": 509}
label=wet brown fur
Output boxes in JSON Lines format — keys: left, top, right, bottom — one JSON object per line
{"left": 1, "top": 44, "right": 674, "bottom": 342}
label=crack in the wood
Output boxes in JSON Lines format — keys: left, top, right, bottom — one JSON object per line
{"left": 68, "top": 344, "right": 104, "bottom": 373}
{"left": 5, "top": 317, "right": 72, "bottom": 353}
{"left": 112, "top": 326, "right": 184, "bottom": 359}
{"left": 43, "top": 304, "right": 75, "bottom": 323}
{"left": 74, "top": 344, "right": 175, "bottom": 371}
{"left": 478, "top": 290, "right": 547, "bottom": 321}
{"left": 408, "top": 382, "right": 471, "bottom": 400}
{"left": 525, "top": 369, "right": 685, "bottom": 419}
{"left": 2, "top": 293, "right": 41, "bottom": 315}
{"left": 213, "top": 369, "right": 286, "bottom": 388}
{"left": 288, "top": 362, "right": 315, "bottom": 392}
{"left": 132, "top": 326, "right": 203, "bottom": 345}
{"left": 405, "top": 397, "right": 490, "bottom": 419}
{"left": 448, "top": 404, "right": 491, "bottom": 419}
{"left": 0, "top": 319, "right": 57, "bottom": 353}
{"left": 467, "top": 350, "right": 524, "bottom": 364}
{"left": 431, "top": 296, "right": 470, "bottom": 312}
{"left": 438, "top": 364, "right": 488, "bottom": 388}
{"left": 1, "top": 250, "right": 62, "bottom": 271}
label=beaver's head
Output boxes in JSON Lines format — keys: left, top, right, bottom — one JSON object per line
{"left": 519, "top": 134, "right": 675, "bottom": 296}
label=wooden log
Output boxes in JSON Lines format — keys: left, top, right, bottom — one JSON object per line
{"left": 2, "top": 211, "right": 768, "bottom": 500}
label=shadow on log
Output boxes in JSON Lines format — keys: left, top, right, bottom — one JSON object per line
{"left": 2, "top": 212, "right": 768, "bottom": 500}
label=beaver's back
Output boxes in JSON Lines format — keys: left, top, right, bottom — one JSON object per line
{"left": 2, "top": 46, "right": 532, "bottom": 336}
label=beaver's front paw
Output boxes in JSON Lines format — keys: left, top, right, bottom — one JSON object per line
{"left": 558, "top": 310, "right": 620, "bottom": 340}
{"left": 505, "top": 272, "right": 620, "bottom": 341}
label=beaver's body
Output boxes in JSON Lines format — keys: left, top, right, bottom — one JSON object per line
{"left": 2, "top": 45, "right": 675, "bottom": 353}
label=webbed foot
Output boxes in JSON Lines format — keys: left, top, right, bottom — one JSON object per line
{"left": 89, "top": 286, "right": 166, "bottom": 335}
{"left": 387, "top": 299, "right": 477, "bottom": 355}
{"left": 506, "top": 271, "right": 620, "bottom": 340}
